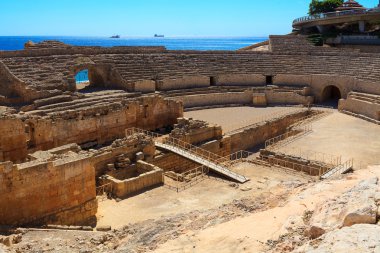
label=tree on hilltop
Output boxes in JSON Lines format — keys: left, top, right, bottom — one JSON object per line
{"left": 309, "top": 0, "right": 344, "bottom": 15}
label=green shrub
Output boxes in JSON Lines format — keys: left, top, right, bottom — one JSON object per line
{"left": 309, "top": 0, "right": 343, "bottom": 15}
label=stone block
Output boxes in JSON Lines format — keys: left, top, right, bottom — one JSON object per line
{"left": 97, "top": 225, "right": 112, "bottom": 232}
{"left": 136, "top": 152, "right": 144, "bottom": 161}
{"left": 252, "top": 93, "right": 267, "bottom": 106}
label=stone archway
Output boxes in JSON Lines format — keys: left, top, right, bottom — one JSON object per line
{"left": 321, "top": 85, "right": 342, "bottom": 105}
{"left": 72, "top": 65, "right": 110, "bottom": 92}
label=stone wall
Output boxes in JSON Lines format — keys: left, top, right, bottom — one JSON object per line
{"left": 215, "top": 74, "right": 266, "bottom": 86}
{"left": 134, "top": 80, "right": 156, "bottom": 93}
{"left": 0, "top": 117, "right": 28, "bottom": 163}
{"left": 260, "top": 149, "right": 330, "bottom": 177}
{"left": 0, "top": 96, "right": 182, "bottom": 162}
{"left": 152, "top": 152, "right": 200, "bottom": 173}
{"left": 170, "top": 118, "right": 223, "bottom": 145}
{"left": 90, "top": 134, "right": 155, "bottom": 177}
{"left": 273, "top": 74, "right": 312, "bottom": 87}
{"left": 106, "top": 161, "right": 163, "bottom": 198}
{"left": 200, "top": 136, "right": 232, "bottom": 158}
{"left": 174, "top": 91, "right": 253, "bottom": 109}
{"left": 265, "top": 90, "right": 314, "bottom": 105}
{"left": 157, "top": 76, "right": 210, "bottom": 91}
{"left": 339, "top": 92, "right": 380, "bottom": 121}
{"left": 227, "top": 110, "right": 309, "bottom": 152}
{"left": 0, "top": 156, "right": 97, "bottom": 226}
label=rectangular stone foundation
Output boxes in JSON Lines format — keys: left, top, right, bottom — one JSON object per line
{"left": 0, "top": 156, "right": 97, "bottom": 227}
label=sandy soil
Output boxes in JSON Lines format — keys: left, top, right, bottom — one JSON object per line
{"left": 185, "top": 106, "right": 302, "bottom": 133}
{"left": 4, "top": 109, "right": 380, "bottom": 253}
{"left": 96, "top": 163, "right": 309, "bottom": 229}
{"left": 275, "top": 112, "right": 380, "bottom": 168}
{"left": 152, "top": 165, "right": 380, "bottom": 253}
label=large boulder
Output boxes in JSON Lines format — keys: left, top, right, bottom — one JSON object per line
{"left": 309, "top": 177, "right": 379, "bottom": 231}
{"left": 294, "top": 224, "right": 380, "bottom": 253}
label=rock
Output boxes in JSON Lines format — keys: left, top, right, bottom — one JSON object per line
{"left": 304, "top": 226, "right": 325, "bottom": 239}
{"left": 97, "top": 225, "right": 112, "bottom": 232}
{"left": 24, "top": 40, "right": 35, "bottom": 48}
{"left": 0, "top": 236, "right": 11, "bottom": 247}
{"left": 12, "top": 234, "right": 22, "bottom": 244}
{"left": 240, "top": 187, "right": 252, "bottom": 192}
{"left": 229, "top": 183, "right": 239, "bottom": 188}
{"left": 343, "top": 212, "right": 377, "bottom": 227}
{"left": 310, "top": 177, "right": 379, "bottom": 231}
{"left": 294, "top": 224, "right": 380, "bottom": 253}
{"left": 136, "top": 152, "right": 144, "bottom": 161}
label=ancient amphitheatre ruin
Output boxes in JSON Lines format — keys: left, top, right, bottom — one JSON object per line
{"left": 1, "top": 2, "right": 380, "bottom": 252}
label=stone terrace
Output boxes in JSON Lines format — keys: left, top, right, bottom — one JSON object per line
{"left": 1, "top": 36, "right": 380, "bottom": 104}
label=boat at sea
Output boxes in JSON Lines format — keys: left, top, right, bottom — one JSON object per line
{"left": 110, "top": 35, "right": 120, "bottom": 39}
{"left": 154, "top": 34, "right": 164, "bottom": 38}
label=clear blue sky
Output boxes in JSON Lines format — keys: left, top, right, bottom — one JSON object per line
{"left": 0, "top": 0, "right": 377, "bottom": 37}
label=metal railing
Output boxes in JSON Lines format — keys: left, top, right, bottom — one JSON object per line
{"left": 293, "top": 8, "right": 379, "bottom": 25}
{"left": 163, "top": 166, "right": 210, "bottom": 192}
{"left": 290, "top": 109, "right": 332, "bottom": 128}
{"left": 163, "top": 150, "right": 255, "bottom": 192}
{"left": 265, "top": 108, "right": 334, "bottom": 150}
{"left": 96, "top": 182, "right": 113, "bottom": 196}
{"left": 265, "top": 124, "right": 313, "bottom": 150}
{"left": 126, "top": 128, "right": 247, "bottom": 182}
{"left": 321, "top": 158, "right": 354, "bottom": 179}
{"left": 258, "top": 155, "right": 330, "bottom": 177}
{"left": 278, "top": 147, "right": 341, "bottom": 167}
{"left": 96, "top": 182, "right": 113, "bottom": 201}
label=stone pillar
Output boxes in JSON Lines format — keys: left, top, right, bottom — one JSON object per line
{"left": 359, "top": 21, "right": 365, "bottom": 33}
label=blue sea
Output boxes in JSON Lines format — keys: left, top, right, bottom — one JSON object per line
{"left": 0, "top": 36, "right": 266, "bottom": 51}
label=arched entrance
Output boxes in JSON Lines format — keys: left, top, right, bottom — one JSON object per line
{"left": 73, "top": 66, "right": 108, "bottom": 92}
{"left": 75, "top": 69, "right": 90, "bottom": 90}
{"left": 321, "top": 85, "right": 341, "bottom": 106}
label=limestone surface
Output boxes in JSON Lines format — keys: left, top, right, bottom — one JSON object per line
{"left": 309, "top": 177, "right": 379, "bottom": 231}
{"left": 295, "top": 224, "right": 380, "bottom": 253}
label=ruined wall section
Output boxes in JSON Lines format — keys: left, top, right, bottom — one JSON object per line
{"left": 339, "top": 92, "right": 380, "bottom": 122}
{"left": 0, "top": 61, "right": 42, "bottom": 105}
{"left": 151, "top": 152, "right": 200, "bottom": 173}
{"left": 0, "top": 96, "right": 183, "bottom": 163}
{"left": 174, "top": 91, "right": 253, "bottom": 109}
{"left": 0, "top": 156, "right": 97, "bottom": 226}
{"left": 106, "top": 161, "right": 163, "bottom": 198}
{"left": 227, "top": 110, "right": 309, "bottom": 152}
{"left": 0, "top": 116, "right": 27, "bottom": 163}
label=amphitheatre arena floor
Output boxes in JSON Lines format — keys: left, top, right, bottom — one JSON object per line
{"left": 96, "top": 164, "right": 308, "bottom": 229}
{"left": 185, "top": 106, "right": 302, "bottom": 133}
{"left": 96, "top": 106, "right": 380, "bottom": 229}
{"left": 186, "top": 106, "right": 380, "bottom": 168}
{"left": 275, "top": 111, "right": 380, "bottom": 168}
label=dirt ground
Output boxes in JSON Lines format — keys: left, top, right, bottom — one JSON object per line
{"left": 96, "top": 163, "right": 309, "bottom": 229}
{"left": 152, "top": 165, "right": 380, "bottom": 253}
{"left": 275, "top": 111, "right": 380, "bottom": 168}
{"left": 4, "top": 108, "right": 380, "bottom": 253}
{"left": 186, "top": 107, "right": 380, "bottom": 168}
{"left": 185, "top": 106, "right": 303, "bottom": 133}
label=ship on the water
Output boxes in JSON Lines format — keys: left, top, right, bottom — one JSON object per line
{"left": 110, "top": 35, "right": 120, "bottom": 39}
{"left": 154, "top": 34, "right": 164, "bottom": 38}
